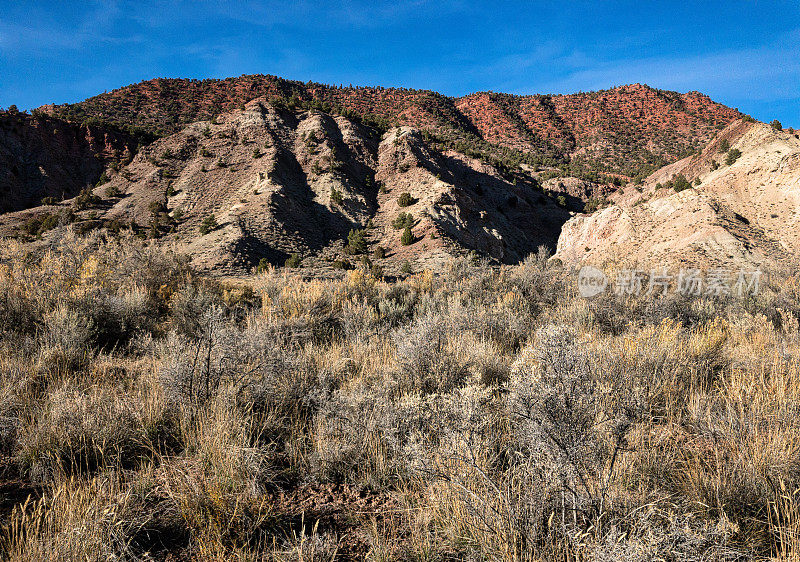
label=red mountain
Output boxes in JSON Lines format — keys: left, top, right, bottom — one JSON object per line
{"left": 43, "top": 75, "right": 740, "bottom": 179}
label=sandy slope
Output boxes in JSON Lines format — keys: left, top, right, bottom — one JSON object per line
{"left": 556, "top": 120, "right": 800, "bottom": 269}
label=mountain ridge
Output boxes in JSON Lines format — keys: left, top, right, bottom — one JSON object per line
{"left": 40, "top": 75, "right": 741, "bottom": 178}
{"left": 5, "top": 74, "right": 783, "bottom": 275}
{"left": 1, "top": 97, "right": 572, "bottom": 274}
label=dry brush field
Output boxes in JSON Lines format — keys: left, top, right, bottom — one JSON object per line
{"left": 1, "top": 231, "right": 800, "bottom": 560}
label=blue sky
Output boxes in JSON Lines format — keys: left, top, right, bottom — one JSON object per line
{"left": 1, "top": 1, "right": 798, "bottom": 126}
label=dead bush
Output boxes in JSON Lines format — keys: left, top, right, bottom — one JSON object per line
{"left": 394, "top": 314, "right": 474, "bottom": 395}
{"left": 37, "top": 305, "right": 96, "bottom": 375}
{"left": 510, "top": 325, "right": 638, "bottom": 523}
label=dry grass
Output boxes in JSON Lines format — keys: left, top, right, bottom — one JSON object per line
{"left": 0, "top": 233, "right": 799, "bottom": 560}
{"left": 2, "top": 474, "right": 140, "bottom": 561}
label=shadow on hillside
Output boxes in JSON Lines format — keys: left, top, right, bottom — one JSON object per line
{"left": 438, "top": 154, "right": 571, "bottom": 264}
{"left": 259, "top": 142, "right": 365, "bottom": 263}
{"left": 545, "top": 191, "right": 586, "bottom": 213}
{"left": 229, "top": 232, "right": 292, "bottom": 269}
{"left": 317, "top": 113, "right": 380, "bottom": 216}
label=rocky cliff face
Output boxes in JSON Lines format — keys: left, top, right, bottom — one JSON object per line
{"left": 0, "top": 110, "right": 139, "bottom": 213}
{"left": 1, "top": 100, "right": 569, "bottom": 274}
{"left": 7, "top": 75, "right": 792, "bottom": 275}
{"left": 455, "top": 85, "right": 739, "bottom": 176}
{"left": 555, "top": 120, "right": 800, "bottom": 269}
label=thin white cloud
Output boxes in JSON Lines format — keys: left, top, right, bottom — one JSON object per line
{"left": 0, "top": 3, "right": 141, "bottom": 55}
{"left": 201, "top": 0, "right": 467, "bottom": 30}
{"left": 506, "top": 31, "right": 800, "bottom": 102}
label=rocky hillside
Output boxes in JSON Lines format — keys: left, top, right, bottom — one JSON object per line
{"left": 43, "top": 75, "right": 740, "bottom": 178}
{"left": 0, "top": 109, "right": 148, "bottom": 213}
{"left": 3, "top": 74, "right": 777, "bottom": 274}
{"left": 555, "top": 120, "right": 800, "bottom": 269}
{"left": 456, "top": 84, "right": 738, "bottom": 176}
{"left": 1, "top": 99, "right": 570, "bottom": 274}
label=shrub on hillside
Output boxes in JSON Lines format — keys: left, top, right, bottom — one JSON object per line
{"left": 23, "top": 213, "right": 60, "bottom": 236}
{"left": 397, "top": 192, "right": 415, "bottom": 207}
{"left": 394, "top": 315, "right": 474, "bottom": 395}
{"left": 391, "top": 212, "right": 414, "bottom": 230}
{"left": 672, "top": 173, "right": 692, "bottom": 192}
{"left": 510, "top": 325, "right": 639, "bottom": 521}
{"left": 332, "top": 258, "right": 353, "bottom": 270}
{"left": 104, "top": 184, "right": 122, "bottom": 198}
{"left": 583, "top": 197, "right": 608, "bottom": 213}
{"left": 37, "top": 305, "right": 96, "bottom": 374}
{"left": 345, "top": 228, "right": 367, "bottom": 254}
{"left": 725, "top": 148, "right": 742, "bottom": 165}
{"left": 199, "top": 214, "right": 218, "bottom": 235}
{"left": 169, "top": 284, "right": 220, "bottom": 339}
{"left": 72, "top": 187, "right": 100, "bottom": 211}
{"left": 256, "top": 257, "right": 271, "bottom": 274}
{"left": 400, "top": 225, "right": 414, "bottom": 245}
{"left": 95, "top": 172, "right": 110, "bottom": 187}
